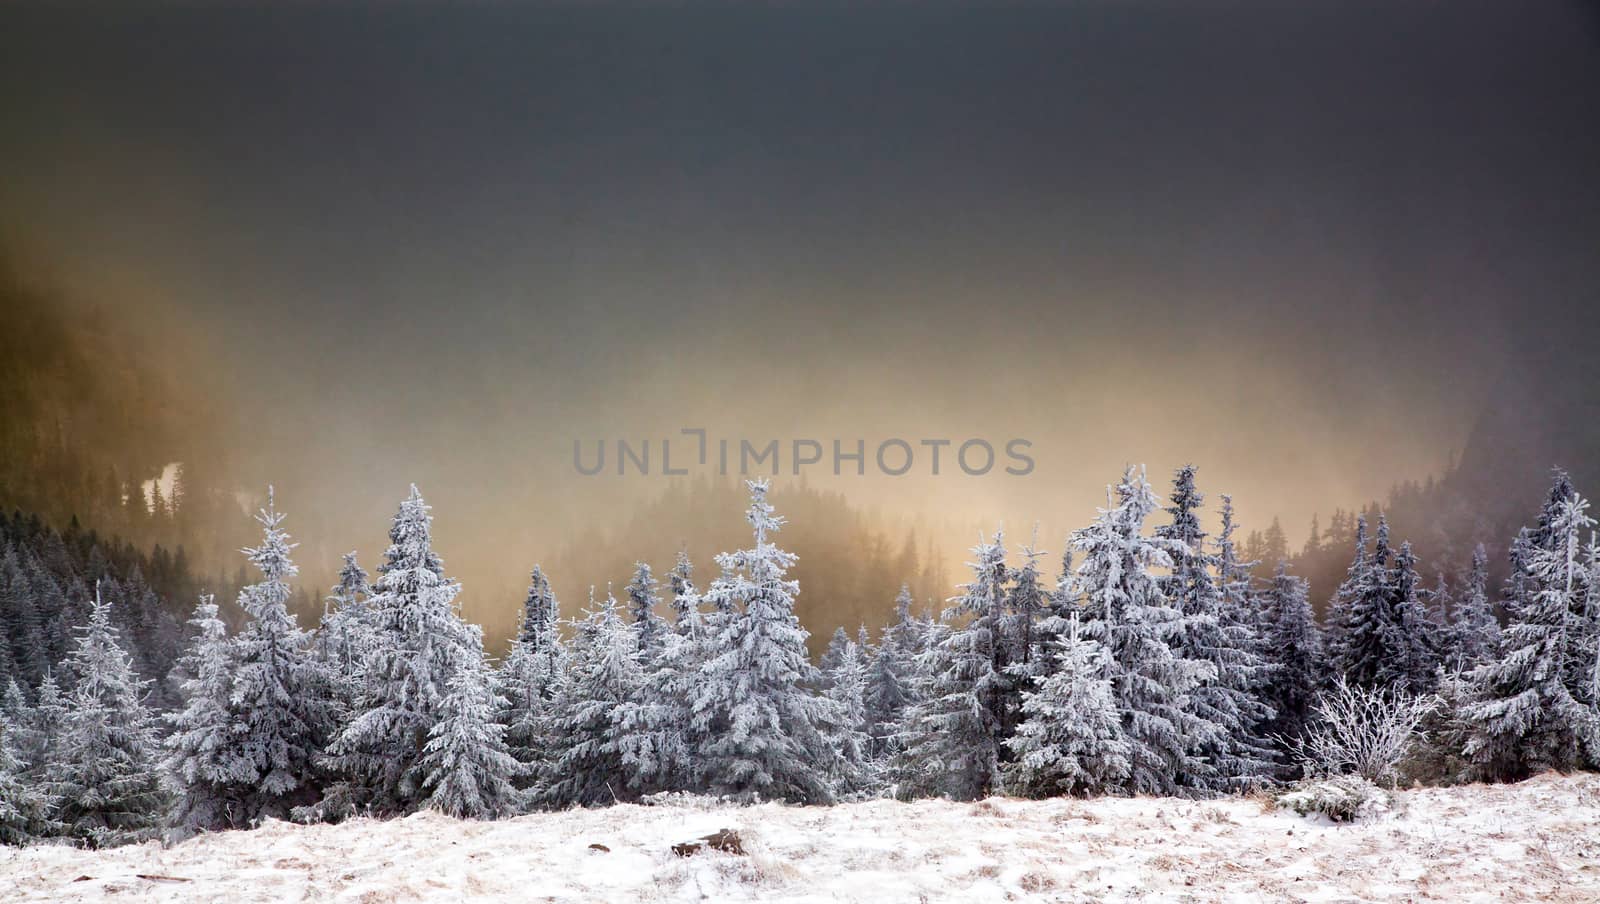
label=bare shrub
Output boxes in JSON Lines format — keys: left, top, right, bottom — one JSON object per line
{"left": 1286, "top": 677, "right": 1438, "bottom": 787}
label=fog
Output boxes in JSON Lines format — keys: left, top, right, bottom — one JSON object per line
{"left": 3, "top": 1, "right": 1597, "bottom": 637}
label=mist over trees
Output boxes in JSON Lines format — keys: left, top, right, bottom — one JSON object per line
{"left": 2, "top": 459, "right": 1598, "bottom": 848}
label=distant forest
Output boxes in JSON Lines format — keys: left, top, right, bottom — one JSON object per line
{"left": 4, "top": 244, "right": 1599, "bottom": 650}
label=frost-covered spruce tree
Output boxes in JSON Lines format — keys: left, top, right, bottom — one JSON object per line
{"left": 226, "top": 490, "right": 332, "bottom": 822}
{"left": 1071, "top": 466, "right": 1214, "bottom": 796}
{"left": 1256, "top": 563, "right": 1323, "bottom": 747}
{"left": 626, "top": 553, "right": 706, "bottom": 791}
{"left": 0, "top": 544, "right": 49, "bottom": 687}
{"left": 625, "top": 562, "right": 666, "bottom": 664}
{"left": 896, "top": 536, "right": 1008, "bottom": 800}
{"left": 1328, "top": 515, "right": 1436, "bottom": 691}
{"left": 47, "top": 586, "right": 165, "bottom": 848}
{"left": 864, "top": 585, "right": 917, "bottom": 758}
{"left": 421, "top": 625, "right": 521, "bottom": 819}
{"left": 317, "top": 552, "right": 375, "bottom": 711}
{"left": 540, "top": 589, "right": 645, "bottom": 806}
{"left": 0, "top": 679, "right": 29, "bottom": 743}
{"left": 1464, "top": 487, "right": 1600, "bottom": 779}
{"left": 1214, "top": 496, "right": 1267, "bottom": 665}
{"left": 1326, "top": 515, "right": 1376, "bottom": 679}
{"left": 1447, "top": 544, "right": 1500, "bottom": 671}
{"left": 162, "top": 595, "right": 248, "bottom": 839}
{"left": 23, "top": 671, "right": 64, "bottom": 787}
{"left": 999, "top": 536, "right": 1051, "bottom": 735}
{"left": 1393, "top": 542, "right": 1443, "bottom": 692}
{"left": 495, "top": 566, "right": 567, "bottom": 790}
{"left": 692, "top": 479, "right": 839, "bottom": 803}
{"left": 317, "top": 486, "right": 478, "bottom": 819}
{"left": 1005, "top": 612, "right": 1131, "bottom": 798}
{"left": 617, "top": 564, "right": 702, "bottom": 796}
{"left": 1154, "top": 466, "right": 1275, "bottom": 792}
{"left": 820, "top": 627, "right": 853, "bottom": 680}
{"left": 1, "top": 713, "right": 50, "bottom": 846}
{"left": 666, "top": 550, "right": 704, "bottom": 639}
{"left": 824, "top": 639, "right": 878, "bottom": 797}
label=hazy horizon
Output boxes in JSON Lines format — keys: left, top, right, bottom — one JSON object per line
{"left": 4, "top": 1, "right": 1598, "bottom": 635}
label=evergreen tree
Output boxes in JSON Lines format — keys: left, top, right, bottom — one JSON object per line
{"left": 47, "top": 586, "right": 165, "bottom": 848}
{"left": 317, "top": 552, "right": 375, "bottom": 705}
{"left": 897, "top": 536, "right": 1008, "bottom": 801}
{"left": 162, "top": 595, "right": 247, "bottom": 838}
{"left": 823, "top": 639, "right": 877, "bottom": 797}
{"left": 1447, "top": 544, "right": 1500, "bottom": 671}
{"left": 24, "top": 671, "right": 64, "bottom": 786}
{"left": 1326, "top": 514, "right": 1372, "bottom": 671}
{"left": 1004, "top": 613, "right": 1131, "bottom": 797}
{"left": 1070, "top": 467, "right": 1214, "bottom": 796}
{"left": 864, "top": 585, "right": 916, "bottom": 758}
{"left": 820, "top": 626, "right": 853, "bottom": 680}
{"left": 1388, "top": 541, "right": 1443, "bottom": 692}
{"left": 495, "top": 566, "right": 567, "bottom": 791}
{"left": 317, "top": 486, "right": 477, "bottom": 819}
{"left": 1154, "top": 466, "right": 1276, "bottom": 791}
{"left": 1328, "top": 515, "right": 1436, "bottom": 691}
{"left": 1464, "top": 486, "right": 1600, "bottom": 779}
{"left": 0, "top": 678, "right": 28, "bottom": 736}
{"left": 1000, "top": 536, "right": 1050, "bottom": 736}
{"left": 225, "top": 490, "right": 331, "bottom": 822}
{"left": 1256, "top": 563, "right": 1323, "bottom": 747}
{"left": 624, "top": 561, "right": 666, "bottom": 663}
{"left": 1, "top": 712, "right": 50, "bottom": 845}
{"left": 518, "top": 565, "right": 560, "bottom": 647}
{"left": 420, "top": 626, "right": 521, "bottom": 819}
{"left": 666, "top": 550, "right": 704, "bottom": 638}
{"left": 540, "top": 589, "right": 644, "bottom": 806}
{"left": 692, "top": 479, "right": 839, "bottom": 803}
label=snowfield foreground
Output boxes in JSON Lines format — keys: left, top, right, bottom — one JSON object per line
{"left": 5, "top": 774, "right": 1599, "bottom": 903}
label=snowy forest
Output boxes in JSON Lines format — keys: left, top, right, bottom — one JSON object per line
{"left": 2, "top": 461, "right": 1598, "bottom": 850}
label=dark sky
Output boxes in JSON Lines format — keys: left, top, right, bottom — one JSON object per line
{"left": 4, "top": 1, "right": 1598, "bottom": 613}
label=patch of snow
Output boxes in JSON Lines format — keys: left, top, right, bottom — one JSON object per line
{"left": 4, "top": 773, "right": 1599, "bottom": 902}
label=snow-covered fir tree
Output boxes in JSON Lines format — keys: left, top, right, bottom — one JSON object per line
{"left": 624, "top": 561, "right": 666, "bottom": 664}
{"left": 1328, "top": 515, "right": 1438, "bottom": 692}
{"left": 162, "top": 595, "right": 247, "bottom": 838}
{"left": 692, "top": 479, "right": 840, "bottom": 803}
{"left": 1255, "top": 563, "right": 1323, "bottom": 748}
{"left": 1447, "top": 544, "right": 1500, "bottom": 671}
{"left": 617, "top": 565, "right": 702, "bottom": 798}
{"left": 823, "top": 638, "right": 877, "bottom": 796}
{"left": 494, "top": 565, "right": 567, "bottom": 791}
{"left": 1, "top": 711, "right": 50, "bottom": 845}
{"left": 46, "top": 586, "right": 165, "bottom": 848}
{"left": 316, "top": 551, "right": 375, "bottom": 714}
{"left": 1389, "top": 540, "right": 1443, "bottom": 692}
{"left": 316, "top": 485, "right": 478, "bottom": 819}
{"left": 897, "top": 535, "right": 1008, "bottom": 801}
{"left": 1070, "top": 467, "right": 1214, "bottom": 796}
{"left": 540, "top": 588, "right": 645, "bottom": 806}
{"left": 1004, "top": 612, "right": 1131, "bottom": 798}
{"left": 0, "top": 678, "right": 29, "bottom": 744}
{"left": 1000, "top": 535, "right": 1051, "bottom": 735}
{"left": 1154, "top": 466, "right": 1275, "bottom": 792}
{"left": 24, "top": 670, "right": 64, "bottom": 787}
{"left": 420, "top": 625, "right": 521, "bottom": 819}
{"left": 225, "top": 490, "right": 332, "bottom": 823}
{"left": 864, "top": 584, "right": 917, "bottom": 758}
{"left": 820, "top": 626, "right": 853, "bottom": 681}
{"left": 1464, "top": 482, "right": 1600, "bottom": 779}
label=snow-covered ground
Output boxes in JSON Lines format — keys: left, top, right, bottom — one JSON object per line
{"left": 4, "top": 773, "right": 1598, "bottom": 903}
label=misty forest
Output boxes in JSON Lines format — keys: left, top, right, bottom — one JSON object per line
{"left": 5, "top": 1, "right": 1600, "bottom": 899}
{"left": 2, "top": 447, "right": 1598, "bottom": 848}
